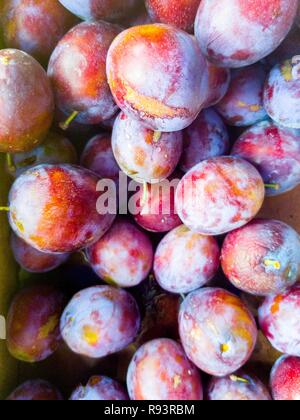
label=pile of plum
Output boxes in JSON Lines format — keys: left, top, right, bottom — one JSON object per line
{"left": 1, "top": 0, "right": 300, "bottom": 401}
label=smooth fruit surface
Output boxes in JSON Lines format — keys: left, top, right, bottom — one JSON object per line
{"left": 7, "top": 380, "right": 63, "bottom": 401}
{"left": 70, "top": 376, "right": 128, "bottom": 401}
{"left": 271, "top": 355, "right": 300, "bottom": 400}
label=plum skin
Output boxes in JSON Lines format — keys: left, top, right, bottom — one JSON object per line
{"left": 60, "top": 286, "right": 141, "bottom": 358}
{"left": 127, "top": 338, "right": 203, "bottom": 400}
{"left": 154, "top": 225, "right": 220, "bottom": 294}
{"left": 7, "top": 380, "right": 63, "bottom": 401}
{"left": 271, "top": 355, "right": 300, "bottom": 400}
{"left": 221, "top": 219, "right": 300, "bottom": 297}
{"left": 107, "top": 24, "right": 207, "bottom": 132}
{"left": 8, "top": 164, "right": 115, "bottom": 254}
{"left": 0, "top": 49, "right": 54, "bottom": 153}
{"left": 259, "top": 286, "right": 300, "bottom": 356}
{"left": 7, "top": 284, "right": 65, "bottom": 363}
{"left": 178, "top": 288, "right": 258, "bottom": 377}
{"left": 86, "top": 219, "right": 154, "bottom": 288}
{"left": 70, "top": 376, "right": 128, "bottom": 401}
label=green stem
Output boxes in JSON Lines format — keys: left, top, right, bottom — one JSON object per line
{"left": 265, "top": 183, "right": 280, "bottom": 191}
{"left": 59, "top": 111, "right": 79, "bottom": 130}
{"left": 0, "top": 207, "right": 10, "bottom": 212}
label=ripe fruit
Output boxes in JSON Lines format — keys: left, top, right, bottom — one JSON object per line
{"left": 48, "top": 21, "right": 121, "bottom": 126}
{"left": 107, "top": 24, "right": 207, "bottom": 132}
{"left": 127, "top": 338, "right": 203, "bottom": 400}
{"left": 195, "top": 0, "right": 298, "bottom": 68}
{"left": 265, "top": 26, "right": 300, "bottom": 68}
{"left": 179, "top": 288, "right": 257, "bottom": 376}
{"left": 7, "top": 380, "right": 63, "bottom": 401}
{"left": 259, "top": 286, "right": 300, "bottom": 356}
{"left": 112, "top": 112, "right": 182, "bottom": 183}
{"left": 221, "top": 219, "right": 300, "bottom": 296}
{"left": 8, "top": 164, "right": 115, "bottom": 253}
{"left": 86, "top": 219, "right": 153, "bottom": 288}
{"left": 154, "top": 225, "right": 220, "bottom": 294}
{"left": 232, "top": 120, "right": 300, "bottom": 197}
{"left": 60, "top": 286, "right": 141, "bottom": 358}
{"left": 7, "top": 284, "right": 65, "bottom": 362}
{"left": 271, "top": 355, "right": 300, "bottom": 400}
{"left": 70, "top": 376, "right": 128, "bottom": 401}
{"left": 175, "top": 156, "right": 265, "bottom": 236}
{"left": 0, "top": 49, "right": 54, "bottom": 153}
{"left": 201, "top": 61, "right": 231, "bottom": 108}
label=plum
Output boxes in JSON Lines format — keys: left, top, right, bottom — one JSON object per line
{"left": 179, "top": 288, "right": 257, "bottom": 376}
{"left": 175, "top": 156, "right": 265, "bottom": 236}
{"left": 7, "top": 284, "right": 65, "bottom": 362}
{"left": 107, "top": 24, "right": 207, "bottom": 132}
{"left": 180, "top": 108, "right": 230, "bottom": 173}
{"left": 208, "top": 371, "right": 271, "bottom": 400}
{"left": 8, "top": 164, "right": 115, "bottom": 253}
{"left": 201, "top": 61, "right": 231, "bottom": 108}
{"left": 216, "top": 64, "right": 268, "bottom": 127}
{"left": 259, "top": 286, "right": 300, "bottom": 356}
{"left": 70, "top": 376, "right": 128, "bottom": 401}
{"left": 80, "top": 133, "right": 119, "bottom": 181}
{"left": 221, "top": 219, "right": 300, "bottom": 296}
{"left": 127, "top": 338, "right": 203, "bottom": 400}
{"left": 232, "top": 120, "right": 300, "bottom": 197}
{"left": 11, "top": 233, "right": 69, "bottom": 273}
{"left": 86, "top": 219, "right": 153, "bottom": 288}
{"left": 1, "top": 0, "right": 77, "bottom": 65}
{"left": 271, "top": 355, "right": 300, "bottom": 400}
{"left": 7, "top": 380, "right": 63, "bottom": 401}
{"left": 48, "top": 21, "right": 121, "bottom": 126}
{"left": 7, "top": 131, "right": 77, "bottom": 179}
{"left": 154, "top": 225, "right": 220, "bottom": 294}
{"left": 264, "top": 59, "right": 300, "bottom": 129}
{"left": 112, "top": 112, "right": 183, "bottom": 184}
{"left": 195, "top": 0, "right": 298, "bottom": 68}
{"left": 60, "top": 286, "right": 141, "bottom": 358}
{"left": 145, "top": 0, "right": 201, "bottom": 33}
{"left": 0, "top": 49, "right": 54, "bottom": 153}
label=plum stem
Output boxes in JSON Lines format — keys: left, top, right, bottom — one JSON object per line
{"left": 153, "top": 131, "right": 162, "bottom": 143}
{"left": 0, "top": 207, "right": 10, "bottom": 212}
{"left": 264, "top": 259, "right": 281, "bottom": 270}
{"left": 59, "top": 111, "right": 79, "bottom": 130}
{"left": 264, "top": 183, "right": 280, "bottom": 191}
{"left": 230, "top": 375, "right": 250, "bottom": 384}
{"left": 6, "top": 153, "right": 15, "bottom": 173}
{"left": 220, "top": 343, "right": 230, "bottom": 353}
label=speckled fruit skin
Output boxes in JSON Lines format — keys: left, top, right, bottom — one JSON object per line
{"left": 70, "top": 376, "right": 128, "bottom": 401}
{"left": 259, "top": 286, "right": 300, "bottom": 356}
{"left": 80, "top": 133, "right": 119, "bottom": 181}
{"left": 58, "top": 0, "right": 138, "bottom": 21}
{"left": 180, "top": 108, "right": 229, "bottom": 173}
{"left": 264, "top": 59, "right": 300, "bottom": 129}
{"left": 154, "top": 225, "right": 220, "bottom": 294}
{"left": 265, "top": 26, "right": 300, "bottom": 68}
{"left": 7, "top": 284, "right": 65, "bottom": 363}
{"left": 107, "top": 24, "right": 207, "bottom": 132}
{"left": 176, "top": 156, "right": 265, "bottom": 236}
{"left": 7, "top": 131, "right": 77, "bottom": 179}
{"left": 195, "top": 0, "right": 298, "bottom": 68}
{"left": 112, "top": 112, "right": 183, "bottom": 184}
{"left": 201, "top": 61, "right": 231, "bottom": 108}
{"left": 7, "top": 380, "right": 63, "bottom": 401}
{"left": 134, "top": 174, "right": 182, "bottom": 233}
{"left": 1, "top": 0, "right": 77, "bottom": 65}
{"left": 216, "top": 64, "right": 268, "bottom": 127}
{"left": 127, "top": 338, "right": 203, "bottom": 400}
{"left": 208, "top": 371, "right": 271, "bottom": 401}
{"left": 11, "top": 233, "right": 69, "bottom": 274}
{"left": 145, "top": 0, "right": 201, "bottom": 33}
{"left": 179, "top": 288, "right": 258, "bottom": 376}
{"left": 0, "top": 49, "right": 54, "bottom": 153}
{"left": 48, "top": 21, "right": 121, "bottom": 126}
{"left": 60, "top": 286, "right": 141, "bottom": 358}
{"left": 221, "top": 219, "right": 300, "bottom": 297}
{"left": 271, "top": 355, "right": 300, "bottom": 400}
{"left": 86, "top": 219, "right": 153, "bottom": 288}
{"left": 8, "top": 164, "right": 115, "bottom": 254}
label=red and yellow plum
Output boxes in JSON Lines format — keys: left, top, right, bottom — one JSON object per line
{"left": 179, "top": 288, "right": 258, "bottom": 376}
{"left": 259, "top": 286, "right": 300, "bottom": 356}
{"left": 221, "top": 219, "right": 300, "bottom": 296}
{"left": 271, "top": 355, "right": 300, "bottom": 400}
{"left": 7, "top": 284, "right": 65, "bottom": 362}
{"left": 70, "top": 376, "right": 128, "bottom": 401}
{"left": 195, "top": 0, "right": 298, "bottom": 68}
{"left": 60, "top": 286, "right": 141, "bottom": 358}
{"left": 86, "top": 219, "right": 153, "bottom": 288}
{"left": 127, "top": 338, "right": 203, "bottom": 400}
{"left": 8, "top": 164, "right": 115, "bottom": 253}
{"left": 175, "top": 156, "right": 265, "bottom": 236}
{"left": 7, "top": 380, "right": 63, "bottom": 401}
{"left": 154, "top": 225, "right": 220, "bottom": 294}
{"left": 107, "top": 24, "right": 207, "bottom": 132}
{"left": 48, "top": 21, "right": 121, "bottom": 126}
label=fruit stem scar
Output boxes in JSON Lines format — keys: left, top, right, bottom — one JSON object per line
{"left": 264, "top": 183, "right": 280, "bottom": 190}
{"left": 264, "top": 259, "right": 281, "bottom": 270}
{"left": 220, "top": 343, "right": 230, "bottom": 353}
{"left": 0, "top": 206, "right": 10, "bottom": 212}
{"left": 59, "top": 110, "right": 79, "bottom": 130}
{"left": 230, "top": 375, "right": 250, "bottom": 384}
{"left": 153, "top": 131, "right": 162, "bottom": 143}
